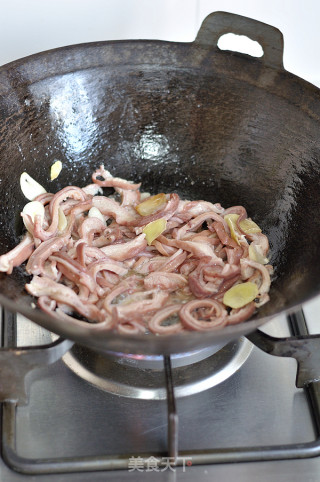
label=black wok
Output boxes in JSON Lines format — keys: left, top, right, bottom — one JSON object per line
{"left": 0, "top": 11, "right": 319, "bottom": 355}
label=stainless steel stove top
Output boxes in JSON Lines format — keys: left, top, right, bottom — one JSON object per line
{"left": 1, "top": 305, "right": 320, "bottom": 482}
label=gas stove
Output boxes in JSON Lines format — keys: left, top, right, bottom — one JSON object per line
{"left": 1, "top": 2, "right": 320, "bottom": 481}
{"left": 1, "top": 302, "right": 320, "bottom": 482}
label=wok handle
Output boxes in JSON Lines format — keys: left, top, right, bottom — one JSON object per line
{"left": 194, "top": 11, "right": 284, "bottom": 70}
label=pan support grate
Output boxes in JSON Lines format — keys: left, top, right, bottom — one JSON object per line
{"left": 1, "top": 308, "right": 320, "bottom": 474}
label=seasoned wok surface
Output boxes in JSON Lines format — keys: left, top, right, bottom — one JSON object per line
{"left": 0, "top": 18, "right": 319, "bottom": 353}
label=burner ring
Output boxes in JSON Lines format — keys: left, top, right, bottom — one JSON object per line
{"left": 61, "top": 337, "right": 253, "bottom": 400}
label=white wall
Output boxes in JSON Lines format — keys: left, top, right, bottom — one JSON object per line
{"left": 0, "top": 0, "right": 320, "bottom": 85}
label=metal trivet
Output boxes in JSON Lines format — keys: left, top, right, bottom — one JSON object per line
{"left": 1, "top": 309, "right": 320, "bottom": 474}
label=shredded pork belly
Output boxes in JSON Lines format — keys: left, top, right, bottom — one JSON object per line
{"left": 0, "top": 165, "right": 273, "bottom": 334}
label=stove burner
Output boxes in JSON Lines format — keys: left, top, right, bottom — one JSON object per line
{"left": 61, "top": 337, "right": 253, "bottom": 399}
{"left": 101, "top": 342, "right": 227, "bottom": 369}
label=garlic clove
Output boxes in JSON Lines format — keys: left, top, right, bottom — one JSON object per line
{"left": 22, "top": 201, "right": 45, "bottom": 231}
{"left": 140, "top": 192, "right": 151, "bottom": 200}
{"left": 20, "top": 172, "right": 46, "bottom": 200}
{"left": 88, "top": 207, "right": 106, "bottom": 224}
{"left": 58, "top": 208, "right": 68, "bottom": 232}
{"left": 50, "top": 160, "right": 62, "bottom": 181}
{"left": 249, "top": 244, "right": 269, "bottom": 265}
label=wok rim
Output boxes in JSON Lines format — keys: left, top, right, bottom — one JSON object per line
{"left": 0, "top": 290, "right": 309, "bottom": 356}
{"left": 0, "top": 16, "right": 319, "bottom": 355}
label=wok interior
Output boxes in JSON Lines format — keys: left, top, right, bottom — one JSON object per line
{"left": 0, "top": 39, "right": 320, "bottom": 342}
